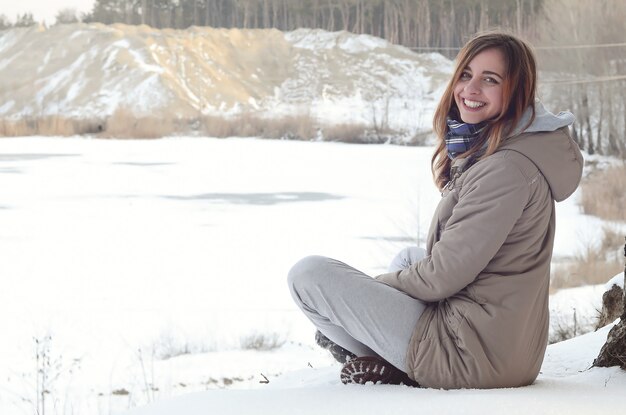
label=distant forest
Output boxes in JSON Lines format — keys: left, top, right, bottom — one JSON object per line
{"left": 1, "top": 0, "right": 624, "bottom": 157}
{"left": 2, "top": 1, "right": 543, "bottom": 53}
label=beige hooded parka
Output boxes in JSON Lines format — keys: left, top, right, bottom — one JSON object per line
{"left": 376, "top": 102, "right": 583, "bottom": 389}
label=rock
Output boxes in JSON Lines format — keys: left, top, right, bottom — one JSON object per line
{"left": 593, "top": 319, "right": 626, "bottom": 369}
{"left": 593, "top": 241, "right": 625, "bottom": 369}
{"left": 595, "top": 284, "right": 624, "bottom": 330}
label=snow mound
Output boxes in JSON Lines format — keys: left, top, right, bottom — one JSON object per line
{"left": 0, "top": 24, "right": 452, "bottom": 133}
{"left": 122, "top": 325, "right": 625, "bottom": 415}
{"left": 605, "top": 272, "right": 624, "bottom": 291}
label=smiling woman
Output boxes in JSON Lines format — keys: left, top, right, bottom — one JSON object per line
{"left": 287, "top": 31, "right": 584, "bottom": 390}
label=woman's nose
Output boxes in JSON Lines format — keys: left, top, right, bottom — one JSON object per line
{"left": 464, "top": 78, "right": 480, "bottom": 94}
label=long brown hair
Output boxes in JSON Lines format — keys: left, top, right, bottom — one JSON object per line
{"left": 431, "top": 31, "right": 537, "bottom": 190}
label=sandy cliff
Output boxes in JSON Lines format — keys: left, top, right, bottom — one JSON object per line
{"left": 0, "top": 23, "right": 452, "bottom": 134}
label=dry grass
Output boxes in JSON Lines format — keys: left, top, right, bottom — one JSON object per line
{"left": 549, "top": 309, "right": 582, "bottom": 344}
{"left": 580, "top": 163, "right": 626, "bottom": 222}
{"left": 551, "top": 226, "right": 624, "bottom": 292}
{"left": 195, "top": 114, "right": 238, "bottom": 138}
{"left": 0, "top": 116, "right": 104, "bottom": 136}
{"left": 600, "top": 226, "right": 625, "bottom": 256}
{"left": 555, "top": 162, "right": 626, "bottom": 291}
{"left": 1, "top": 111, "right": 400, "bottom": 144}
{"left": 197, "top": 113, "right": 316, "bottom": 140}
{"left": 321, "top": 123, "right": 368, "bottom": 142}
{"left": 102, "top": 107, "right": 174, "bottom": 139}
{"left": 239, "top": 331, "right": 286, "bottom": 351}
{"left": 259, "top": 114, "right": 316, "bottom": 140}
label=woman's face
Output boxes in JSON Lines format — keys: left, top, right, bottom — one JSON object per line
{"left": 453, "top": 48, "right": 506, "bottom": 124}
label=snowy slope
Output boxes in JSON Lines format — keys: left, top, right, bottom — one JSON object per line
{"left": 0, "top": 24, "right": 452, "bottom": 133}
{"left": 122, "top": 324, "right": 625, "bottom": 415}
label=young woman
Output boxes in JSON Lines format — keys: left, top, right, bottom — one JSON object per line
{"left": 288, "top": 32, "right": 583, "bottom": 389}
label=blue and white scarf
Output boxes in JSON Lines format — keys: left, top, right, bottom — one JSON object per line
{"left": 445, "top": 118, "right": 486, "bottom": 159}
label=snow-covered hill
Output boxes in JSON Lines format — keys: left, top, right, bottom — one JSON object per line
{"left": 0, "top": 24, "right": 452, "bottom": 133}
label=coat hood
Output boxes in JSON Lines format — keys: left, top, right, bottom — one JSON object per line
{"left": 499, "top": 101, "right": 583, "bottom": 202}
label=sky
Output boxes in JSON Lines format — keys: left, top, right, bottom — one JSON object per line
{"left": 0, "top": 0, "right": 95, "bottom": 25}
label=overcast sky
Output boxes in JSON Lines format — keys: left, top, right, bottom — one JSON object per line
{"left": 1, "top": 0, "right": 95, "bottom": 25}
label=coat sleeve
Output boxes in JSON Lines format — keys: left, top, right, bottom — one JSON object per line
{"left": 376, "top": 155, "right": 531, "bottom": 302}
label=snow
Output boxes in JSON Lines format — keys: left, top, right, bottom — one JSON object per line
{"left": 0, "top": 136, "right": 623, "bottom": 415}
{"left": 285, "top": 29, "right": 390, "bottom": 53}
{"left": 549, "top": 284, "right": 605, "bottom": 339}
{"left": 0, "top": 100, "right": 15, "bottom": 114}
{"left": 605, "top": 273, "right": 625, "bottom": 290}
{"left": 122, "top": 326, "right": 624, "bottom": 415}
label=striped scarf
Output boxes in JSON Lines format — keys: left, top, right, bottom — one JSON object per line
{"left": 445, "top": 118, "right": 486, "bottom": 159}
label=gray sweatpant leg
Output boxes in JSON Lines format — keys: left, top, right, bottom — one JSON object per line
{"left": 287, "top": 248, "right": 427, "bottom": 372}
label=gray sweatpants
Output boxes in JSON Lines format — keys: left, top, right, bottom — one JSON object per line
{"left": 287, "top": 247, "right": 427, "bottom": 372}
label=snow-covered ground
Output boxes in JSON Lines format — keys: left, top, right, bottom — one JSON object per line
{"left": 124, "top": 325, "right": 626, "bottom": 415}
{"left": 0, "top": 136, "right": 623, "bottom": 415}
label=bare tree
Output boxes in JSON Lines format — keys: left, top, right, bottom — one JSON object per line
{"left": 537, "top": 0, "right": 626, "bottom": 157}
{"left": 14, "top": 12, "right": 36, "bottom": 27}
{"left": 0, "top": 14, "right": 12, "bottom": 30}
{"left": 55, "top": 8, "right": 81, "bottom": 25}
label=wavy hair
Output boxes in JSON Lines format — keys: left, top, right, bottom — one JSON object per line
{"left": 431, "top": 31, "right": 537, "bottom": 190}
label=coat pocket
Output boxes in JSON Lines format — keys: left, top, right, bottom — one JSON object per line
{"left": 442, "top": 300, "right": 465, "bottom": 339}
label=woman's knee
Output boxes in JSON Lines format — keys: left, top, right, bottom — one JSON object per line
{"left": 388, "top": 246, "right": 426, "bottom": 272}
{"left": 287, "top": 255, "right": 332, "bottom": 292}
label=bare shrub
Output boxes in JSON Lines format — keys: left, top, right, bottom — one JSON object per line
{"left": 22, "top": 334, "right": 82, "bottom": 415}
{"left": 0, "top": 118, "right": 28, "bottom": 136}
{"left": 321, "top": 123, "right": 367, "bottom": 142}
{"left": 103, "top": 108, "right": 174, "bottom": 139}
{"left": 197, "top": 114, "right": 238, "bottom": 138}
{"left": 0, "top": 116, "right": 106, "bottom": 137}
{"left": 37, "top": 116, "right": 76, "bottom": 136}
{"left": 239, "top": 332, "right": 286, "bottom": 351}
{"left": 1, "top": 118, "right": 29, "bottom": 136}
{"left": 73, "top": 118, "right": 106, "bottom": 135}
{"left": 601, "top": 226, "right": 625, "bottom": 255}
{"left": 549, "top": 309, "right": 582, "bottom": 344}
{"left": 234, "top": 112, "right": 316, "bottom": 140}
{"left": 235, "top": 112, "right": 260, "bottom": 137}
{"left": 580, "top": 163, "right": 626, "bottom": 222}
{"left": 150, "top": 331, "right": 214, "bottom": 360}
{"left": 197, "top": 113, "right": 316, "bottom": 140}
{"left": 404, "top": 130, "right": 432, "bottom": 146}
{"left": 261, "top": 114, "right": 316, "bottom": 140}
{"left": 1, "top": 112, "right": 402, "bottom": 143}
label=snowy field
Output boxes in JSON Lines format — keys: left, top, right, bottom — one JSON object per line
{"left": 0, "top": 136, "right": 623, "bottom": 415}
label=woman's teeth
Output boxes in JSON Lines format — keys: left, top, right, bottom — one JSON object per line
{"left": 464, "top": 99, "right": 485, "bottom": 109}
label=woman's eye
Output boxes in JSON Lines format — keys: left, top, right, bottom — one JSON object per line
{"left": 459, "top": 72, "right": 471, "bottom": 80}
{"left": 484, "top": 77, "right": 499, "bottom": 84}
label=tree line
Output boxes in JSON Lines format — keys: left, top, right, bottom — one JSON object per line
{"left": 83, "top": 0, "right": 543, "bottom": 53}
{"left": 1, "top": 1, "right": 543, "bottom": 53}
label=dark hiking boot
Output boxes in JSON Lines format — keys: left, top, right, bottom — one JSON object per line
{"left": 340, "top": 356, "right": 419, "bottom": 387}
{"left": 315, "top": 330, "right": 357, "bottom": 364}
